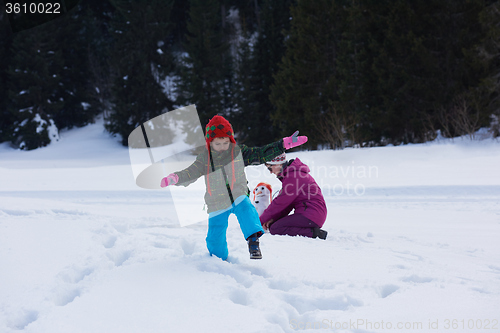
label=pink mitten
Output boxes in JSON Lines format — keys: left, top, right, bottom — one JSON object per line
{"left": 160, "top": 173, "right": 179, "bottom": 188}
{"left": 283, "top": 131, "right": 308, "bottom": 150}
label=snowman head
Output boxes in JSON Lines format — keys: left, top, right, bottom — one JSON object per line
{"left": 252, "top": 182, "right": 273, "bottom": 204}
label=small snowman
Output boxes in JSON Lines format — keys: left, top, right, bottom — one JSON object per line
{"left": 252, "top": 182, "right": 273, "bottom": 216}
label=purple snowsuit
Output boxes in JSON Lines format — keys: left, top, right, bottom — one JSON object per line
{"left": 259, "top": 158, "right": 327, "bottom": 237}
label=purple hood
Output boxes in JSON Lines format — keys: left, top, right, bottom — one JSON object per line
{"left": 260, "top": 158, "right": 327, "bottom": 227}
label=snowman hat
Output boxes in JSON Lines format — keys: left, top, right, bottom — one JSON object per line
{"left": 266, "top": 152, "right": 286, "bottom": 165}
{"left": 252, "top": 182, "right": 273, "bottom": 202}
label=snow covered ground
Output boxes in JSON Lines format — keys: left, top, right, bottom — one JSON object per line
{"left": 1, "top": 118, "right": 499, "bottom": 333}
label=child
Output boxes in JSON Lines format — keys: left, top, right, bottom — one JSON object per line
{"left": 160, "top": 115, "right": 307, "bottom": 260}
{"left": 260, "top": 153, "right": 328, "bottom": 239}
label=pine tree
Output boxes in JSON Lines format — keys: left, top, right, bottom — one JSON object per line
{"left": 339, "top": 0, "right": 430, "bottom": 144}
{"left": 342, "top": 0, "right": 497, "bottom": 144}
{"left": 231, "top": 32, "right": 257, "bottom": 143}
{"left": 272, "top": 0, "right": 497, "bottom": 148}
{"left": 170, "top": 0, "right": 190, "bottom": 47}
{"left": 0, "top": 12, "right": 13, "bottom": 143}
{"left": 270, "top": 0, "right": 346, "bottom": 147}
{"left": 232, "top": 0, "right": 293, "bottom": 146}
{"left": 176, "top": 0, "right": 233, "bottom": 128}
{"left": 479, "top": 0, "right": 500, "bottom": 128}
{"left": 106, "top": 0, "right": 176, "bottom": 146}
{"left": 7, "top": 23, "right": 64, "bottom": 149}
{"left": 49, "top": 5, "right": 101, "bottom": 130}
{"left": 229, "top": 0, "right": 262, "bottom": 33}
{"left": 79, "top": 0, "right": 116, "bottom": 118}
{"left": 3, "top": 3, "right": 111, "bottom": 149}
{"left": 370, "top": 0, "right": 493, "bottom": 142}
{"left": 333, "top": 0, "right": 374, "bottom": 146}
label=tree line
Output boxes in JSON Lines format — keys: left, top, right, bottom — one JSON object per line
{"left": 1, "top": 0, "right": 499, "bottom": 150}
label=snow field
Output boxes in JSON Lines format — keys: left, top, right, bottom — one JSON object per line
{"left": 0, "top": 119, "right": 499, "bottom": 332}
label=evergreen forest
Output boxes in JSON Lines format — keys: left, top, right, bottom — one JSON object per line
{"left": 1, "top": 0, "right": 499, "bottom": 150}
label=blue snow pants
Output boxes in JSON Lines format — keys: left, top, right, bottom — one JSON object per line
{"left": 206, "top": 195, "right": 264, "bottom": 260}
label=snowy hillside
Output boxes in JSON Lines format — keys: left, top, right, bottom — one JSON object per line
{"left": 1, "top": 118, "right": 499, "bottom": 333}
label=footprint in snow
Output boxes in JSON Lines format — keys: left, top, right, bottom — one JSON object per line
{"left": 470, "top": 287, "right": 491, "bottom": 294}
{"left": 378, "top": 284, "right": 400, "bottom": 298}
{"left": 303, "top": 279, "right": 337, "bottom": 290}
{"left": 357, "top": 235, "right": 374, "bottom": 243}
{"left": 6, "top": 309, "right": 39, "bottom": 330}
{"left": 392, "top": 250, "right": 424, "bottom": 262}
{"left": 268, "top": 278, "right": 300, "bottom": 292}
{"left": 51, "top": 209, "right": 87, "bottom": 216}
{"left": 196, "top": 261, "right": 253, "bottom": 288}
{"left": 102, "top": 235, "right": 117, "bottom": 249}
{"left": 228, "top": 288, "right": 251, "bottom": 306}
{"left": 1, "top": 209, "right": 34, "bottom": 216}
{"left": 401, "top": 274, "right": 434, "bottom": 284}
{"left": 53, "top": 287, "right": 82, "bottom": 306}
{"left": 283, "top": 294, "right": 363, "bottom": 315}
{"left": 237, "top": 264, "right": 270, "bottom": 279}
{"left": 91, "top": 225, "right": 119, "bottom": 248}
{"left": 153, "top": 242, "right": 168, "bottom": 249}
{"left": 113, "top": 224, "right": 129, "bottom": 233}
{"left": 488, "top": 265, "right": 500, "bottom": 274}
{"left": 107, "top": 250, "right": 132, "bottom": 266}
{"left": 180, "top": 239, "right": 196, "bottom": 256}
{"left": 58, "top": 266, "right": 94, "bottom": 284}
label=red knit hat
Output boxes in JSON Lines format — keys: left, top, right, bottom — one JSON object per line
{"left": 205, "top": 115, "right": 236, "bottom": 148}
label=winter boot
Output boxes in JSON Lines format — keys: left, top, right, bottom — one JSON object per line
{"left": 247, "top": 233, "right": 262, "bottom": 259}
{"left": 312, "top": 227, "right": 328, "bottom": 240}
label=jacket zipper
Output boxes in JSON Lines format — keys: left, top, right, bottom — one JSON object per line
{"left": 209, "top": 151, "right": 235, "bottom": 205}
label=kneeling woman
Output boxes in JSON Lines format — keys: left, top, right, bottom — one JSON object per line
{"left": 260, "top": 153, "right": 328, "bottom": 239}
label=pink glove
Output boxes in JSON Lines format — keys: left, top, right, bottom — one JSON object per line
{"left": 160, "top": 173, "right": 179, "bottom": 188}
{"left": 283, "top": 131, "right": 308, "bottom": 149}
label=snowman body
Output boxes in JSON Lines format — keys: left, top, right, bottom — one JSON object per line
{"left": 252, "top": 183, "right": 272, "bottom": 216}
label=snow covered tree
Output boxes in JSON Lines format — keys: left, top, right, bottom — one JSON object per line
{"left": 50, "top": 6, "right": 101, "bottom": 130}
{"left": 4, "top": 3, "right": 106, "bottom": 149}
{"left": 231, "top": 0, "right": 293, "bottom": 146}
{"left": 231, "top": 32, "right": 260, "bottom": 144}
{"left": 106, "top": 0, "right": 176, "bottom": 146}
{"left": 272, "top": 0, "right": 498, "bottom": 147}
{"left": 78, "top": 0, "right": 117, "bottom": 120}
{"left": 0, "top": 12, "right": 13, "bottom": 143}
{"left": 6, "top": 24, "right": 63, "bottom": 149}
{"left": 175, "top": 0, "right": 233, "bottom": 128}
{"left": 270, "top": 0, "right": 345, "bottom": 147}
{"left": 479, "top": 0, "right": 500, "bottom": 132}
{"left": 382, "top": 0, "right": 495, "bottom": 141}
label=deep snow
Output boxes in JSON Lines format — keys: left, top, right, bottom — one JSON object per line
{"left": 1, "top": 117, "right": 499, "bottom": 333}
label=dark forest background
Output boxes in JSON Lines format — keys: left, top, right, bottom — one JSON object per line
{"left": 1, "top": 0, "right": 499, "bottom": 150}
